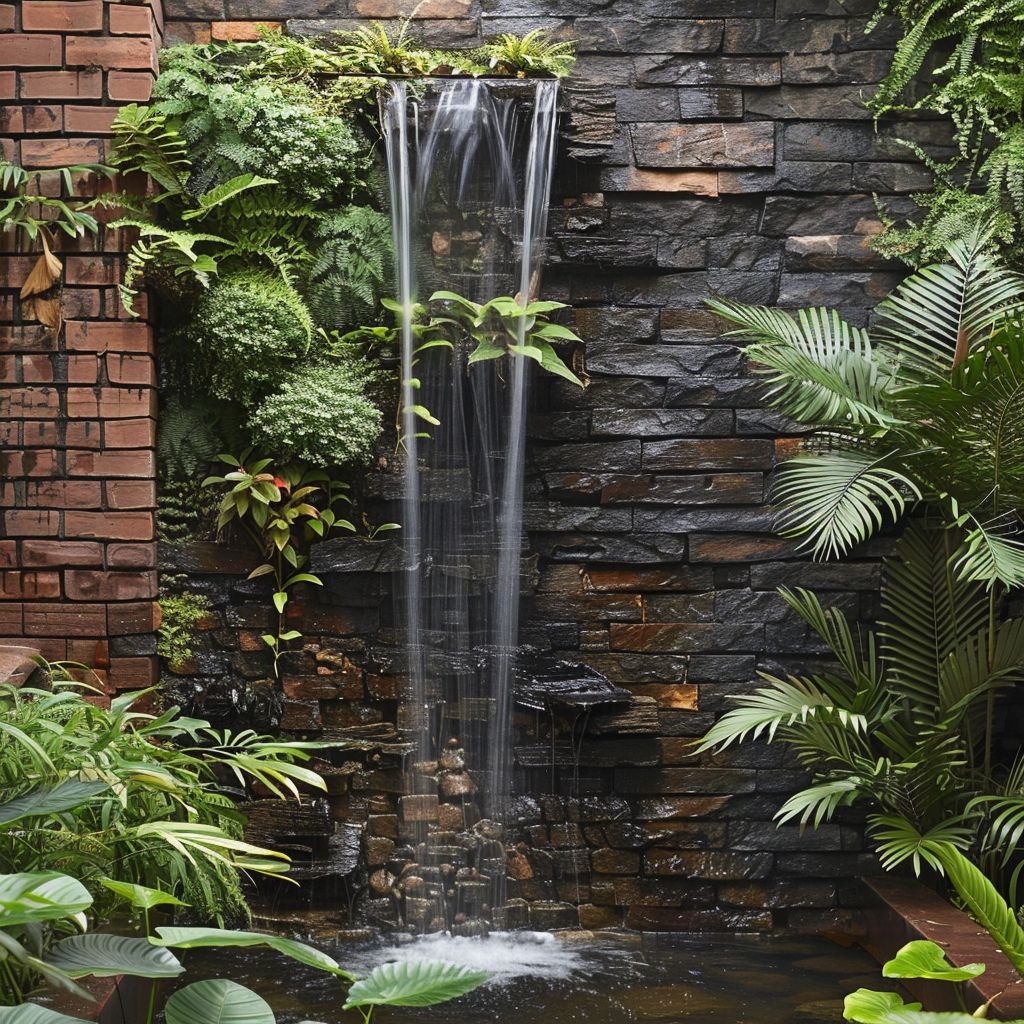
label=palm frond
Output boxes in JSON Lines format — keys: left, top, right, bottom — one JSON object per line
{"left": 869, "top": 813, "right": 973, "bottom": 875}
{"left": 694, "top": 673, "right": 865, "bottom": 753}
{"left": 775, "top": 777, "right": 863, "bottom": 828}
{"left": 707, "top": 298, "right": 898, "bottom": 427}
{"left": 773, "top": 450, "right": 921, "bottom": 560}
{"left": 880, "top": 522, "right": 989, "bottom": 714}
{"left": 875, "top": 221, "right": 1024, "bottom": 377}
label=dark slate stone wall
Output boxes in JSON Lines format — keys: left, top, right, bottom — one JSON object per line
{"left": 156, "top": 0, "right": 950, "bottom": 932}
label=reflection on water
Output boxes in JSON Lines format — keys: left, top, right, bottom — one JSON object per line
{"left": 178, "top": 930, "right": 887, "bottom": 1023}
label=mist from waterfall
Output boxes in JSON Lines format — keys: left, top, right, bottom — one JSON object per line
{"left": 379, "top": 78, "right": 559, "bottom": 928}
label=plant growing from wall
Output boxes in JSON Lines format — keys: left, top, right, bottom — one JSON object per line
{"left": 157, "top": 586, "right": 213, "bottom": 672}
{"left": 175, "top": 270, "right": 313, "bottom": 408}
{"left": 867, "top": 0, "right": 1024, "bottom": 264}
{"left": 428, "top": 291, "right": 584, "bottom": 386}
{"left": 202, "top": 454, "right": 357, "bottom": 678}
{"left": 1, "top": 161, "right": 112, "bottom": 335}
{"left": 247, "top": 362, "right": 383, "bottom": 468}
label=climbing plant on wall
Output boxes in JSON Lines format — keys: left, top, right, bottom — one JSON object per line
{"left": 868, "top": 0, "right": 1024, "bottom": 265}
{"left": 105, "top": 25, "right": 578, "bottom": 676}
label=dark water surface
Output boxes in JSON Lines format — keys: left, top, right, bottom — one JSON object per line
{"left": 179, "top": 930, "right": 886, "bottom": 1023}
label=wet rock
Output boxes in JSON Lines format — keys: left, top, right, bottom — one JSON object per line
{"left": 438, "top": 771, "right": 477, "bottom": 798}
{"left": 578, "top": 904, "right": 620, "bottom": 929}
{"left": 472, "top": 819, "right": 504, "bottom": 841}
{"left": 528, "top": 901, "right": 578, "bottom": 930}
{"left": 437, "top": 803, "right": 465, "bottom": 831}
{"left": 369, "top": 868, "right": 395, "bottom": 896}
{"left": 365, "top": 836, "right": 395, "bottom": 868}
{"left": 399, "top": 794, "right": 439, "bottom": 823}
{"left": 507, "top": 845, "right": 534, "bottom": 881}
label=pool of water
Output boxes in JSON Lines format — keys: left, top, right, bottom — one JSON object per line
{"left": 178, "top": 930, "right": 888, "bottom": 1023}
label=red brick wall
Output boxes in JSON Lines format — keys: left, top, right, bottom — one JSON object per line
{"left": 0, "top": 1, "right": 162, "bottom": 690}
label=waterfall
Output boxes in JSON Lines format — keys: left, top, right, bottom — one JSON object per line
{"left": 379, "top": 78, "right": 559, "bottom": 931}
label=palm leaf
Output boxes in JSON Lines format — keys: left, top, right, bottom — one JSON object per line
{"left": 707, "top": 298, "right": 897, "bottom": 427}
{"left": 874, "top": 221, "right": 1024, "bottom": 377}
{"left": 773, "top": 451, "right": 921, "bottom": 559}
{"left": 879, "top": 522, "right": 988, "bottom": 715}
{"left": 868, "top": 814, "right": 973, "bottom": 875}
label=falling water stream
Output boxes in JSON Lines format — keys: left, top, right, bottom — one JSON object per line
{"left": 379, "top": 79, "right": 559, "bottom": 929}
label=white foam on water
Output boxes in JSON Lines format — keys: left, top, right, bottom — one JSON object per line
{"left": 354, "top": 931, "right": 590, "bottom": 986}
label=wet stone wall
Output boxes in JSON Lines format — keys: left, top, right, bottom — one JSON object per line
{"left": 154, "top": 0, "right": 947, "bottom": 931}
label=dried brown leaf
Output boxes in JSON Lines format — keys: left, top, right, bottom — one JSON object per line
{"left": 20, "top": 236, "right": 62, "bottom": 299}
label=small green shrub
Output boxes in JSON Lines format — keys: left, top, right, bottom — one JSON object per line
{"left": 181, "top": 271, "right": 312, "bottom": 408}
{"left": 157, "top": 590, "right": 212, "bottom": 671}
{"left": 154, "top": 49, "right": 371, "bottom": 203}
{"left": 247, "top": 361, "right": 383, "bottom": 468}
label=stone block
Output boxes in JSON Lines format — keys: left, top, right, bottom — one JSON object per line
{"left": 632, "top": 122, "right": 774, "bottom": 169}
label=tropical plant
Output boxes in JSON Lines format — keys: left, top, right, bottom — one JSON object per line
{"left": 0, "top": 675, "right": 326, "bottom": 923}
{"left": 152, "top": 927, "right": 489, "bottom": 1024}
{"left": 843, "top": 936, "right": 1016, "bottom": 1024}
{"left": 304, "top": 206, "right": 392, "bottom": 332}
{"left": 707, "top": 223, "right": 1024, "bottom": 587}
{"left": 330, "top": 21, "right": 432, "bottom": 76}
{"left": 151, "top": 49, "right": 371, "bottom": 203}
{"left": 248, "top": 362, "right": 383, "bottom": 469}
{"left": 157, "top": 588, "right": 212, "bottom": 672}
{"left": 697, "top": 519, "right": 1024, "bottom": 872}
{"left": 202, "top": 454, "right": 356, "bottom": 677}
{"left": 427, "top": 291, "right": 584, "bottom": 386}
{"left": 866, "top": 0, "right": 1024, "bottom": 264}
{"left": 480, "top": 28, "right": 576, "bottom": 78}
{"left": 0, "top": 883, "right": 486, "bottom": 1023}
{"left": 0, "top": 871, "right": 184, "bottom": 1006}
{"left": 176, "top": 271, "right": 313, "bottom": 408}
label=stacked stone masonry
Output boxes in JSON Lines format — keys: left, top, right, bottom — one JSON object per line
{"left": 0, "top": 0, "right": 944, "bottom": 928}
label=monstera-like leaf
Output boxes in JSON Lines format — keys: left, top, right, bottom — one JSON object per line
{"left": 98, "top": 878, "right": 188, "bottom": 912}
{"left": 342, "top": 960, "right": 489, "bottom": 1010}
{"left": 881, "top": 941, "right": 984, "bottom": 983}
{"left": 164, "top": 980, "right": 275, "bottom": 1024}
{"left": 153, "top": 927, "right": 350, "bottom": 978}
{"left": 0, "top": 1005, "right": 92, "bottom": 1024}
{"left": 0, "top": 872, "right": 92, "bottom": 926}
{"left": 844, "top": 988, "right": 921, "bottom": 1023}
{"left": 46, "top": 934, "right": 184, "bottom": 979}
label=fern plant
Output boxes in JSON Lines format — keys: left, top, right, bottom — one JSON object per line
{"left": 867, "top": 0, "right": 1024, "bottom": 264}
{"left": 709, "top": 222, "right": 1024, "bottom": 588}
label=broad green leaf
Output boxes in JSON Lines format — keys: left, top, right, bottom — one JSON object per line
{"left": 0, "top": 780, "right": 109, "bottom": 825}
{"left": 403, "top": 404, "right": 441, "bottom": 426}
{"left": 98, "top": 878, "right": 189, "bottom": 911}
{"left": 165, "top": 980, "right": 275, "bottom": 1024}
{"left": 343, "top": 959, "right": 489, "bottom": 1010}
{"left": 844, "top": 988, "right": 920, "bottom": 1023}
{"left": 0, "top": 872, "right": 92, "bottom": 926}
{"left": 153, "top": 927, "right": 351, "bottom": 979}
{"left": 272, "top": 592, "right": 288, "bottom": 614}
{"left": 0, "top": 1005, "right": 93, "bottom": 1024}
{"left": 46, "top": 934, "right": 184, "bottom": 979}
{"left": 882, "top": 940, "right": 984, "bottom": 982}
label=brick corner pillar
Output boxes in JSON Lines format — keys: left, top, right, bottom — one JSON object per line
{"left": 1, "top": 1, "right": 164, "bottom": 693}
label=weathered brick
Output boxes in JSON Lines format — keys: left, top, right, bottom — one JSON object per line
{"left": 20, "top": 70, "right": 103, "bottom": 99}
{"left": 65, "top": 36, "right": 157, "bottom": 71}
{"left": 0, "top": 35, "right": 63, "bottom": 67}
{"left": 22, "top": 1, "right": 104, "bottom": 31}
{"left": 65, "top": 511, "right": 153, "bottom": 541}
{"left": 22, "top": 540, "right": 104, "bottom": 567}
{"left": 105, "top": 70, "right": 154, "bottom": 101}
